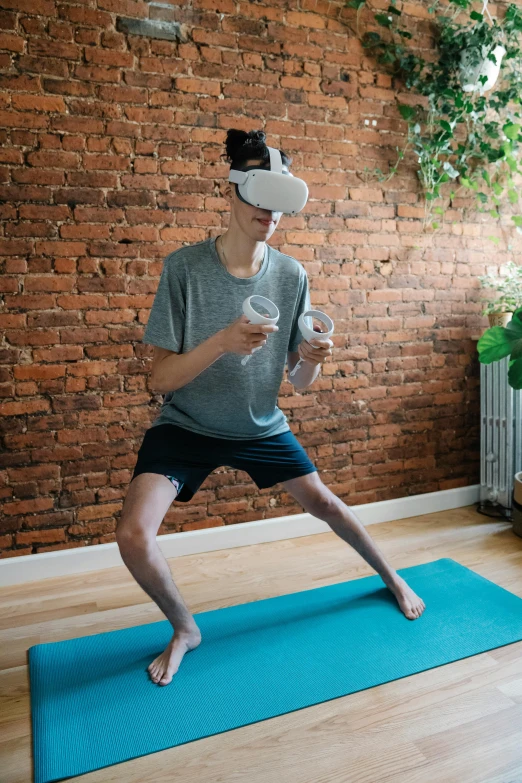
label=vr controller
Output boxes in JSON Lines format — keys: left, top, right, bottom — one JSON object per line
{"left": 240, "top": 296, "right": 334, "bottom": 373}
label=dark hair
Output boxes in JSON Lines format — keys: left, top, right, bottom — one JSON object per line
{"left": 223, "top": 128, "right": 292, "bottom": 170}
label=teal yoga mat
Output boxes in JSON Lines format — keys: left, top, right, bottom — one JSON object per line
{"left": 29, "top": 558, "right": 522, "bottom": 783}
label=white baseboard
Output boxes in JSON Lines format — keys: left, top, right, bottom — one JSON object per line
{"left": 0, "top": 484, "right": 480, "bottom": 587}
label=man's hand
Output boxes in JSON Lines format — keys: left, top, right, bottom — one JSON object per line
{"left": 297, "top": 336, "right": 333, "bottom": 367}
{"left": 219, "top": 314, "right": 279, "bottom": 356}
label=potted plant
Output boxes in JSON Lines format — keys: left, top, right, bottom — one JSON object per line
{"left": 477, "top": 304, "right": 522, "bottom": 389}
{"left": 477, "top": 262, "right": 522, "bottom": 389}
{"left": 459, "top": 43, "right": 506, "bottom": 93}
{"left": 478, "top": 260, "right": 522, "bottom": 327}
{"left": 344, "top": 0, "right": 522, "bottom": 231}
{"left": 456, "top": 3, "right": 507, "bottom": 93}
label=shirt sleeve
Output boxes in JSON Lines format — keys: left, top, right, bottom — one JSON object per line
{"left": 288, "top": 270, "right": 311, "bottom": 352}
{"left": 142, "top": 255, "right": 185, "bottom": 353}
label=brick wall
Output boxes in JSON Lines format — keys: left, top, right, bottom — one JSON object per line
{"left": 0, "top": 0, "right": 505, "bottom": 557}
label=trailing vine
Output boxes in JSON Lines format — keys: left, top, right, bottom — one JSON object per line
{"left": 345, "top": 0, "right": 522, "bottom": 232}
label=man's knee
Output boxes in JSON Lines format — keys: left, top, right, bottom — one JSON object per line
{"left": 304, "top": 485, "right": 340, "bottom": 518}
{"left": 116, "top": 515, "right": 152, "bottom": 553}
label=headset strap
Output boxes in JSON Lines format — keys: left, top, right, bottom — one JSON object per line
{"left": 267, "top": 146, "right": 283, "bottom": 174}
{"left": 229, "top": 147, "right": 284, "bottom": 184}
{"left": 228, "top": 169, "right": 248, "bottom": 184}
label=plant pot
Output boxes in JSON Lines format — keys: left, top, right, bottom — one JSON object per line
{"left": 487, "top": 311, "right": 513, "bottom": 327}
{"left": 459, "top": 44, "right": 506, "bottom": 92}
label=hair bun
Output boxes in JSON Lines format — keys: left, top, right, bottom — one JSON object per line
{"left": 245, "top": 130, "right": 266, "bottom": 145}
{"left": 223, "top": 127, "right": 291, "bottom": 170}
{"left": 225, "top": 128, "right": 267, "bottom": 163}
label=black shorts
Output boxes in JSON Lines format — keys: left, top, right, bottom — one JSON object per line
{"left": 131, "top": 423, "right": 318, "bottom": 503}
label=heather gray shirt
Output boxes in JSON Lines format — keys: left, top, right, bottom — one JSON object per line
{"left": 142, "top": 236, "right": 311, "bottom": 440}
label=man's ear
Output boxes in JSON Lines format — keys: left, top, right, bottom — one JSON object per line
{"left": 222, "top": 181, "right": 233, "bottom": 200}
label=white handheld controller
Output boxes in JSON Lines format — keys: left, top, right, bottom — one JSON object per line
{"left": 289, "top": 310, "right": 334, "bottom": 377}
{"left": 241, "top": 295, "right": 280, "bottom": 366}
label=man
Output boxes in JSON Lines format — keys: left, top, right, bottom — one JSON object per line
{"left": 116, "top": 129, "right": 425, "bottom": 687}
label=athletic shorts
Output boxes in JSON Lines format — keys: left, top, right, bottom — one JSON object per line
{"left": 131, "top": 423, "right": 318, "bottom": 503}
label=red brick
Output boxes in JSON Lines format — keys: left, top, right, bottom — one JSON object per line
{"left": 0, "top": 110, "right": 48, "bottom": 129}
{"left": 28, "top": 40, "right": 80, "bottom": 60}
{"left": 0, "top": 234, "right": 34, "bottom": 253}
{"left": 0, "top": 33, "right": 25, "bottom": 52}
{"left": 27, "top": 150, "right": 79, "bottom": 168}
{"left": 175, "top": 77, "right": 221, "bottom": 96}
{"left": 16, "top": 528, "right": 65, "bottom": 545}
{"left": 60, "top": 224, "right": 111, "bottom": 239}
{"left": 0, "top": 74, "right": 40, "bottom": 91}
{"left": 287, "top": 10, "right": 326, "bottom": 28}
{"left": 58, "top": 5, "right": 112, "bottom": 27}
{"left": 11, "top": 95, "right": 65, "bottom": 112}
{"left": 1, "top": 0, "right": 56, "bottom": 14}
{"left": 84, "top": 48, "right": 134, "bottom": 68}
{"left": 83, "top": 154, "right": 130, "bottom": 171}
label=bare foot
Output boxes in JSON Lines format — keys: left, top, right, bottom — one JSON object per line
{"left": 148, "top": 627, "right": 202, "bottom": 686}
{"left": 387, "top": 575, "right": 426, "bottom": 620}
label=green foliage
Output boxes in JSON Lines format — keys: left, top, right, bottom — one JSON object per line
{"left": 477, "top": 260, "right": 522, "bottom": 315}
{"left": 345, "top": 0, "right": 522, "bottom": 231}
{"left": 477, "top": 306, "right": 522, "bottom": 389}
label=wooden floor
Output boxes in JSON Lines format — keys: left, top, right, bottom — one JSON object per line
{"left": 1, "top": 505, "right": 522, "bottom": 783}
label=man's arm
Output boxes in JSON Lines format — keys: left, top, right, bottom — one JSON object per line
{"left": 149, "top": 318, "right": 279, "bottom": 393}
{"left": 150, "top": 337, "right": 225, "bottom": 393}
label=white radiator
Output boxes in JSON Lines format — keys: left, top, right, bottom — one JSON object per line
{"left": 480, "top": 355, "right": 522, "bottom": 519}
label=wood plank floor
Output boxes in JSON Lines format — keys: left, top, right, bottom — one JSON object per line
{"left": 1, "top": 504, "right": 522, "bottom": 783}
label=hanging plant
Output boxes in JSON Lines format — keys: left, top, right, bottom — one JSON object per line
{"left": 345, "top": 0, "right": 522, "bottom": 231}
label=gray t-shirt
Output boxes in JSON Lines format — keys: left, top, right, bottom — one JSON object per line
{"left": 142, "top": 235, "right": 311, "bottom": 440}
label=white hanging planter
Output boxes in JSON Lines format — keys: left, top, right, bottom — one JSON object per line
{"left": 459, "top": 43, "right": 506, "bottom": 92}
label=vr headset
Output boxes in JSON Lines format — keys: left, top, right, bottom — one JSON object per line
{"left": 228, "top": 146, "right": 308, "bottom": 214}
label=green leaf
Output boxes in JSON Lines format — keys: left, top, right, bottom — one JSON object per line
{"left": 433, "top": 206, "right": 444, "bottom": 214}
{"left": 478, "top": 309, "right": 522, "bottom": 388}
{"left": 346, "top": 0, "right": 366, "bottom": 6}
{"left": 440, "top": 120, "right": 453, "bottom": 133}
{"left": 363, "top": 32, "right": 382, "bottom": 45}
{"left": 481, "top": 169, "right": 491, "bottom": 186}
{"left": 508, "top": 189, "right": 519, "bottom": 204}
{"left": 477, "top": 323, "right": 519, "bottom": 364}
{"left": 512, "top": 216, "right": 522, "bottom": 227}
{"left": 477, "top": 192, "right": 488, "bottom": 203}
{"left": 398, "top": 104, "right": 416, "bottom": 120}
{"left": 375, "top": 13, "right": 393, "bottom": 27}
{"left": 503, "top": 122, "right": 521, "bottom": 140}
{"left": 387, "top": 4, "right": 401, "bottom": 14}
{"left": 470, "top": 10, "right": 483, "bottom": 20}
{"left": 493, "top": 182, "right": 504, "bottom": 196}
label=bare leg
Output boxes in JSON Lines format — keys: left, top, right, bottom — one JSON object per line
{"left": 283, "top": 474, "right": 426, "bottom": 620}
{"left": 116, "top": 473, "right": 201, "bottom": 685}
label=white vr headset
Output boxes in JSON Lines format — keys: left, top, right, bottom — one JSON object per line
{"left": 228, "top": 146, "right": 308, "bottom": 214}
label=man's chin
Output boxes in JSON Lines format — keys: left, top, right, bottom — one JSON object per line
{"left": 255, "top": 222, "right": 276, "bottom": 237}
